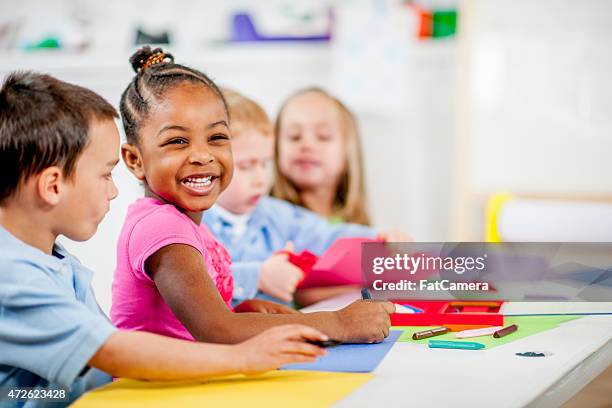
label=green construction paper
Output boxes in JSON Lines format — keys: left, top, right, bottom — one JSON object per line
{"left": 394, "top": 315, "right": 580, "bottom": 349}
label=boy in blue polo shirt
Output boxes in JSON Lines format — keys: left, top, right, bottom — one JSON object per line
{"left": 204, "top": 89, "right": 381, "bottom": 308}
{"left": 0, "top": 72, "right": 328, "bottom": 407}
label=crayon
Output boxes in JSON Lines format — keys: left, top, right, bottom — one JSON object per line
{"left": 412, "top": 327, "right": 449, "bottom": 340}
{"left": 493, "top": 324, "right": 518, "bottom": 338}
{"left": 455, "top": 326, "right": 502, "bottom": 339}
{"left": 428, "top": 340, "right": 485, "bottom": 350}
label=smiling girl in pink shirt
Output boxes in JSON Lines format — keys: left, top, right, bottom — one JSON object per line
{"left": 111, "top": 46, "right": 395, "bottom": 345}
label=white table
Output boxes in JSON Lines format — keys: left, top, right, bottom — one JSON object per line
{"left": 301, "top": 291, "right": 612, "bottom": 408}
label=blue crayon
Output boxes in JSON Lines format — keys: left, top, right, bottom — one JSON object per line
{"left": 428, "top": 340, "right": 485, "bottom": 350}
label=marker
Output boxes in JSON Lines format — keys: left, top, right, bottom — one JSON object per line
{"left": 428, "top": 340, "right": 485, "bottom": 350}
{"left": 493, "top": 324, "right": 518, "bottom": 338}
{"left": 455, "top": 326, "right": 503, "bottom": 339}
{"left": 307, "top": 339, "right": 342, "bottom": 348}
{"left": 401, "top": 304, "right": 424, "bottom": 313}
{"left": 412, "top": 327, "right": 449, "bottom": 340}
{"left": 394, "top": 304, "right": 416, "bottom": 314}
{"left": 361, "top": 288, "right": 372, "bottom": 300}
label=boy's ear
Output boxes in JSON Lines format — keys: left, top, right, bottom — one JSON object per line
{"left": 36, "top": 166, "right": 64, "bottom": 206}
{"left": 121, "top": 143, "right": 146, "bottom": 181}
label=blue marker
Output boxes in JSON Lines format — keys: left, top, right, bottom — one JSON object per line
{"left": 361, "top": 288, "right": 372, "bottom": 300}
{"left": 428, "top": 340, "right": 485, "bottom": 350}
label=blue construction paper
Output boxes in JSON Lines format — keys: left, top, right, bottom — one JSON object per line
{"left": 282, "top": 330, "right": 401, "bottom": 373}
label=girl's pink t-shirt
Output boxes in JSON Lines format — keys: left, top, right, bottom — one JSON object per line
{"left": 111, "top": 197, "right": 234, "bottom": 341}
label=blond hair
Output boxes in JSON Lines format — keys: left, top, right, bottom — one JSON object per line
{"left": 272, "top": 87, "right": 371, "bottom": 225}
{"left": 221, "top": 87, "right": 273, "bottom": 138}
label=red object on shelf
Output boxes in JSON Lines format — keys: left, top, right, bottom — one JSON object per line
{"left": 408, "top": 4, "right": 433, "bottom": 39}
{"left": 418, "top": 11, "right": 433, "bottom": 38}
{"left": 391, "top": 300, "right": 504, "bottom": 327}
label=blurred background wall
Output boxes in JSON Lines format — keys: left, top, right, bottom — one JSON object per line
{"left": 2, "top": 0, "right": 611, "bottom": 313}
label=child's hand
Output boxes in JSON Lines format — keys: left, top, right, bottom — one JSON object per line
{"left": 235, "top": 325, "right": 327, "bottom": 374}
{"left": 258, "top": 242, "right": 304, "bottom": 302}
{"left": 234, "top": 299, "right": 300, "bottom": 314}
{"left": 377, "top": 229, "right": 413, "bottom": 242}
{"left": 334, "top": 300, "right": 395, "bottom": 343}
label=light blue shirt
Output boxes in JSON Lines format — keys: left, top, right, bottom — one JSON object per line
{"left": 203, "top": 196, "right": 376, "bottom": 306}
{"left": 0, "top": 226, "right": 116, "bottom": 407}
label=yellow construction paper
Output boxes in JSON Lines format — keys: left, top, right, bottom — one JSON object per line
{"left": 71, "top": 370, "right": 372, "bottom": 408}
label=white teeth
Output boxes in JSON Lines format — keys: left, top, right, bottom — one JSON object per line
{"left": 189, "top": 176, "right": 211, "bottom": 183}
{"left": 183, "top": 176, "right": 213, "bottom": 189}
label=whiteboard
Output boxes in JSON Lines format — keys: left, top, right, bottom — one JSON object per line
{"left": 464, "top": 0, "right": 612, "bottom": 195}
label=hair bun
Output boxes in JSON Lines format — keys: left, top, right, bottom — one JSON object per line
{"left": 129, "top": 46, "right": 174, "bottom": 73}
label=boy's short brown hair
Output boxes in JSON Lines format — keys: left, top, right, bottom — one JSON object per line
{"left": 0, "top": 71, "right": 118, "bottom": 203}
{"left": 221, "top": 88, "right": 273, "bottom": 138}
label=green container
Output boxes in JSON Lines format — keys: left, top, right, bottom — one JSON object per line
{"left": 25, "top": 37, "right": 61, "bottom": 51}
{"left": 432, "top": 10, "right": 457, "bottom": 38}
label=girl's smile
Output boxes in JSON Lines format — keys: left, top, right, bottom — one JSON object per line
{"left": 179, "top": 173, "right": 219, "bottom": 195}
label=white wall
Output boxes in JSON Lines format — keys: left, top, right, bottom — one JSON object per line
{"left": 452, "top": 0, "right": 612, "bottom": 239}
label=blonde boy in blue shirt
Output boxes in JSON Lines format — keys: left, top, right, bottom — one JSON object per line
{"left": 0, "top": 72, "right": 329, "bottom": 407}
{"left": 204, "top": 89, "right": 383, "bottom": 307}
